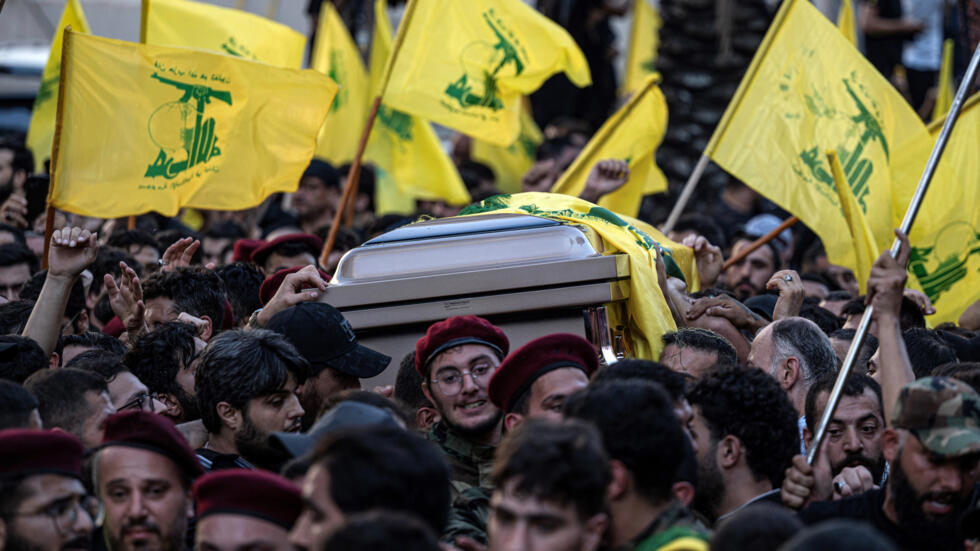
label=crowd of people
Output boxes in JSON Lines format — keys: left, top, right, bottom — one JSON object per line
{"left": 2, "top": 0, "right": 980, "bottom": 550}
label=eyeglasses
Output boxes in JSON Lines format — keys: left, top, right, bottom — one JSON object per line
{"left": 119, "top": 392, "right": 159, "bottom": 412}
{"left": 4, "top": 495, "right": 101, "bottom": 534}
{"left": 430, "top": 364, "right": 495, "bottom": 396}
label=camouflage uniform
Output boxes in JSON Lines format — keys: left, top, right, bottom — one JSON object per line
{"left": 426, "top": 422, "right": 496, "bottom": 545}
{"left": 613, "top": 501, "right": 711, "bottom": 551}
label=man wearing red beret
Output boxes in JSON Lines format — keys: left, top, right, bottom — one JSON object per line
{"left": 0, "top": 429, "right": 96, "bottom": 551}
{"left": 193, "top": 470, "right": 301, "bottom": 551}
{"left": 415, "top": 315, "right": 510, "bottom": 493}
{"left": 488, "top": 333, "right": 597, "bottom": 432}
{"left": 92, "top": 411, "right": 204, "bottom": 551}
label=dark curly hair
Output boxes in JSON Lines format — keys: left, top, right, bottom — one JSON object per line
{"left": 563, "top": 379, "right": 683, "bottom": 503}
{"left": 688, "top": 366, "right": 799, "bottom": 486}
{"left": 142, "top": 267, "right": 226, "bottom": 329}
{"left": 215, "top": 262, "right": 264, "bottom": 326}
{"left": 590, "top": 359, "right": 688, "bottom": 401}
{"left": 125, "top": 322, "right": 200, "bottom": 419}
{"left": 492, "top": 419, "right": 610, "bottom": 520}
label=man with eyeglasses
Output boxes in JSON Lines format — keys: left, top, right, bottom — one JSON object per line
{"left": 66, "top": 350, "right": 166, "bottom": 416}
{"left": 414, "top": 316, "right": 509, "bottom": 547}
{"left": 92, "top": 410, "right": 204, "bottom": 551}
{"left": 0, "top": 429, "right": 96, "bottom": 551}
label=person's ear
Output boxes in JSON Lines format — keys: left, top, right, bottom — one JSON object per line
{"left": 803, "top": 426, "right": 813, "bottom": 451}
{"left": 671, "top": 481, "right": 696, "bottom": 507}
{"left": 157, "top": 394, "right": 183, "bottom": 420}
{"left": 199, "top": 316, "right": 214, "bottom": 342}
{"left": 606, "top": 459, "right": 631, "bottom": 502}
{"left": 581, "top": 512, "right": 608, "bottom": 551}
{"left": 49, "top": 351, "right": 60, "bottom": 369}
{"left": 782, "top": 357, "right": 800, "bottom": 391}
{"left": 503, "top": 412, "right": 524, "bottom": 433}
{"left": 216, "top": 402, "right": 241, "bottom": 432}
{"left": 719, "top": 434, "right": 741, "bottom": 469}
{"left": 415, "top": 407, "right": 439, "bottom": 430}
{"left": 881, "top": 428, "right": 900, "bottom": 463}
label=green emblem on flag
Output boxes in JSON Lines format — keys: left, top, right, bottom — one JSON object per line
{"left": 377, "top": 105, "right": 413, "bottom": 143}
{"left": 145, "top": 72, "right": 232, "bottom": 180}
{"left": 445, "top": 9, "right": 526, "bottom": 112}
{"left": 790, "top": 76, "right": 889, "bottom": 214}
{"left": 220, "top": 36, "right": 257, "bottom": 60}
{"left": 327, "top": 49, "right": 348, "bottom": 113}
{"left": 909, "top": 222, "right": 980, "bottom": 302}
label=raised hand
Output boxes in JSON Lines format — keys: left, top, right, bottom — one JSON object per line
{"left": 0, "top": 193, "right": 28, "bottom": 228}
{"left": 255, "top": 265, "right": 329, "bottom": 327}
{"left": 161, "top": 237, "right": 201, "bottom": 272}
{"left": 49, "top": 226, "right": 99, "bottom": 280}
{"left": 767, "top": 269, "right": 805, "bottom": 320}
{"left": 580, "top": 159, "right": 629, "bottom": 203}
{"left": 105, "top": 261, "right": 146, "bottom": 335}
{"left": 682, "top": 234, "right": 723, "bottom": 288}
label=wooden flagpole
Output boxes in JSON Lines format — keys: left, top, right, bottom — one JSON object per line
{"left": 42, "top": 26, "right": 73, "bottom": 270}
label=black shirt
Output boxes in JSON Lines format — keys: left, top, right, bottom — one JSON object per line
{"left": 799, "top": 486, "right": 978, "bottom": 551}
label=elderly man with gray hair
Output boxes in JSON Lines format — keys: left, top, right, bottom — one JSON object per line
{"left": 748, "top": 317, "right": 839, "bottom": 453}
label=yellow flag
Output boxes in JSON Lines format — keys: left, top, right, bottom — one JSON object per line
{"left": 837, "top": 0, "right": 857, "bottom": 46}
{"left": 52, "top": 31, "right": 337, "bottom": 218}
{"left": 471, "top": 104, "right": 543, "bottom": 194}
{"left": 623, "top": 0, "right": 660, "bottom": 95}
{"left": 141, "top": 0, "right": 305, "bottom": 68}
{"left": 828, "top": 151, "right": 879, "bottom": 293}
{"left": 901, "top": 94, "right": 980, "bottom": 324}
{"left": 460, "top": 192, "right": 684, "bottom": 360}
{"left": 551, "top": 75, "right": 668, "bottom": 218}
{"left": 25, "top": 0, "right": 90, "bottom": 173}
{"left": 365, "top": 0, "right": 470, "bottom": 207}
{"left": 380, "top": 0, "right": 591, "bottom": 146}
{"left": 931, "top": 39, "right": 955, "bottom": 123}
{"left": 311, "top": 3, "right": 370, "bottom": 165}
{"left": 708, "top": 0, "right": 926, "bottom": 273}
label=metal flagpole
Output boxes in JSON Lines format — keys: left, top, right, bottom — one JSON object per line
{"left": 807, "top": 41, "right": 980, "bottom": 465}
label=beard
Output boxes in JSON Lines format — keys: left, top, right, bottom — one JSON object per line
{"left": 235, "top": 414, "right": 293, "bottom": 471}
{"left": 831, "top": 451, "right": 887, "bottom": 483}
{"left": 442, "top": 409, "right": 503, "bottom": 441}
{"left": 693, "top": 442, "right": 726, "bottom": 522}
{"left": 174, "top": 388, "right": 200, "bottom": 423}
{"left": 889, "top": 452, "right": 969, "bottom": 549}
{"left": 106, "top": 512, "right": 186, "bottom": 551}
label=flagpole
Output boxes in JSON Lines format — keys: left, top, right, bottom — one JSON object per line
{"left": 720, "top": 215, "right": 799, "bottom": 271}
{"left": 808, "top": 40, "right": 980, "bottom": 466}
{"left": 320, "top": 96, "right": 383, "bottom": 268}
{"left": 43, "top": 26, "right": 73, "bottom": 270}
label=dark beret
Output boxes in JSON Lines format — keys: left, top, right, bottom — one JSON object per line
{"left": 0, "top": 429, "right": 84, "bottom": 479}
{"left": 193, "top": 469, "right": 301, "bottom": 529}
{"left": 100, "top": 411, "right": 204, "bottom": 479}
{"left": 488, "top": 333, "right": 598, "bottom": 412}
{"left": 415, "top": 315, "right": 509, "bottom": 376}
{"left": 250, "top": 234, "right": 323, "bottom": 269}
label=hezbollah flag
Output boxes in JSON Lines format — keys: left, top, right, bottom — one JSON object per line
{"left": 460, "top": 192, "right": 688, "bottom": 360}
{"left": 365, "top": 0, "right": 469, "bottom": 207}
{"left": 623, "top": 0, "right": 660, "bottom": 95}
{"left": 828, "top": 151, "right": 879, "bottom": 293}
{"left": 899, "top": 94, "right": 980, "bottom": 325}
{"left": 838, "top": 0, "right": 857, "bottom": 46}
{"left": 707, "top": 0, "right": 926, "bottom": 277}
{"left": 311, "top": 2, "right": 369, "bottom": 165}
{"left": 471, "top": 103, "right": 543, "bottom": 194}
{"left": 380, "top": 0, "right": 591, "bottom": 146}
{"left": 25, "top": 0, "right": 90, "bottom": 174}
{"left": 51, "top": 31, "right": 337, "bottom": 218}
{"left": 551, "top": 75, "right": 668, "bottom": 218}
{"left": 141, "top": 0, "right": 305, "bottom": 68}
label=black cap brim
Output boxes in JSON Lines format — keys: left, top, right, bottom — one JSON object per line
{"left": 270, "top": 432, "right": 314, "bottom": 459}
{"left": 330, "top": 343, "right": 391, "bottom": 378}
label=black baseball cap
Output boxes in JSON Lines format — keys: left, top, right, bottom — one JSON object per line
{"left": 265, "top": 303, "right": 390, "bottom": 378}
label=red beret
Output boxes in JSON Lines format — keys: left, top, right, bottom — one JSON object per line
{"left": 416, "top": 315, "right": 509, "bottom": 376}
{"left": 250, "top": 234, "right": 323, "bottom": 268}
{"left": 259, "top": 266, "right": 332, "bottom": 306}
{"left": 232, "top": 239, "right": 265, "bottom": 264}
{"left": 488, "top": 333, "right": 598, "bottom": 412}
{"left": 193, "top": 470, "right": 301, "bottom": 529}
{"left": 100, "top": 411, "right": 204, "bottom": 479}
{"left": 0, "top": 429, "right": 84, "bottom": 479}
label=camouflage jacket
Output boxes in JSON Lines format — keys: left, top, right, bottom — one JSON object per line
{"left": 612, "top": 502, "right": 711, "bottom": 551}
{"left": 426, "top": 422, "right": 497, "bottom": 494}
{"left": 443, "top": 486, "right": 492, "bottom": 545}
